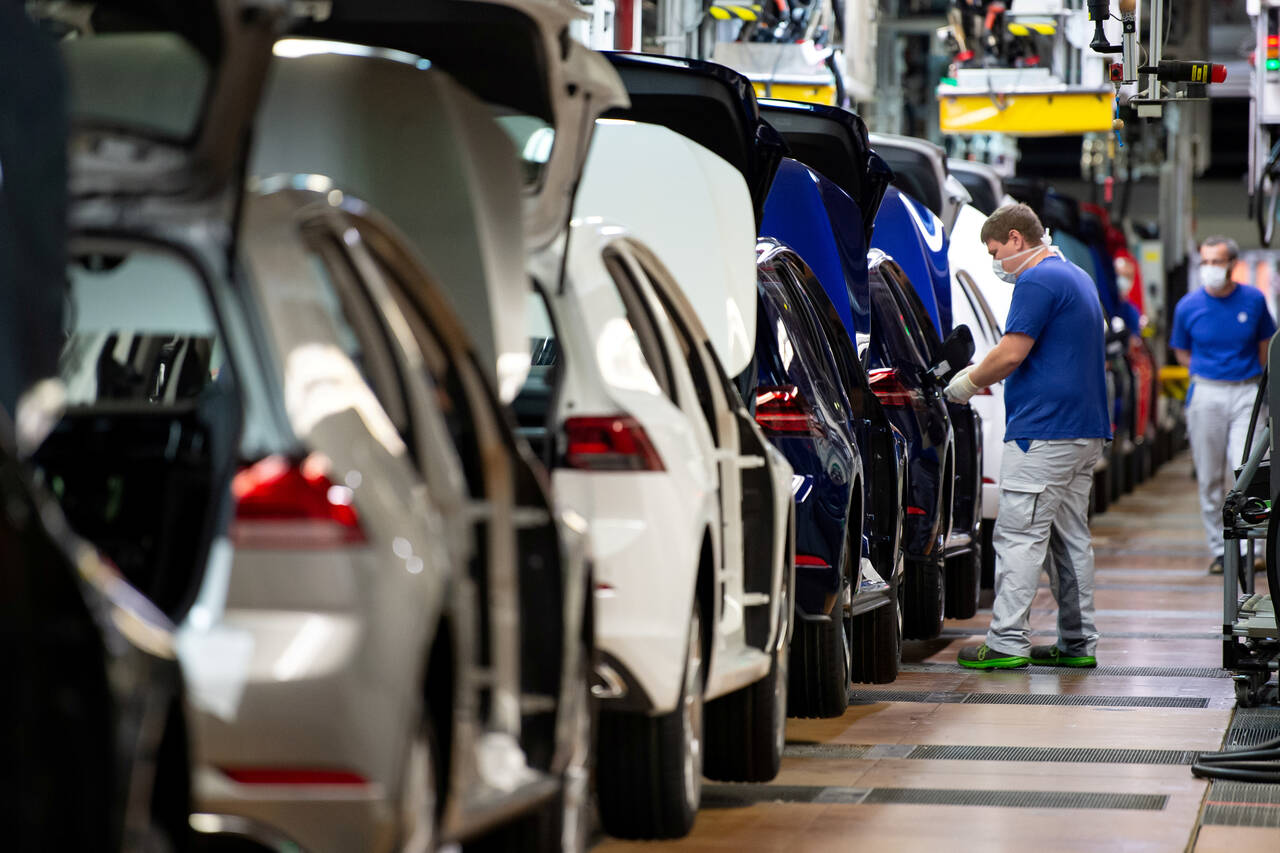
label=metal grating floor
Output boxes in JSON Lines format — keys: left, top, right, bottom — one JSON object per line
{"left": 905, "top": 744, "right": 1198, "bottom": 765}
{"left": 783, "top": 742, "right": 1197, "bottom": 764}
{"left": 899, "top": 662, "right": 1231, "bottom": 679}
{"left": 850, "top": 688, "right": 1210, "bottom": 708}
{"left": 700, "top": 785, "right": 1168, "bottom": 811}
{"left": 1202, "top": 782, "right": 1280, "bottom": 828}
{"left": 860, "top": 788, "right": 1168, "bottom": 810}
{"left": 937, "top": 628, "right": 1221, "bottom": 640}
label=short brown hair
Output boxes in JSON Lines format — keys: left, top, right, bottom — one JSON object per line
{"left": 980, "top": 202, "right": 1045, "bottom": 245}
{"left": 1201, "top": 235, "right": 1239, "bottom": 262}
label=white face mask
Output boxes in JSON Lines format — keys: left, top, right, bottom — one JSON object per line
{"left": 1199, "top": 264, "right": 1228, "bottom": 291}
{"left": 991, "top": 242, "right": 1043, "bottom": 284}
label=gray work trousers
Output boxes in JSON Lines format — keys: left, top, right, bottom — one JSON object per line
{"left": 986, "top": 438, "right": 1105, "bottom": 657}
{"left": 1185, "top": 377, "right": 1266, "bottom": 557}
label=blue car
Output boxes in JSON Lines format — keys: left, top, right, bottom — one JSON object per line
{"left": 753, "top": 171, "right": 909, "bottom": 710}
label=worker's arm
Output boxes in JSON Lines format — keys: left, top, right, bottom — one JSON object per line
{"left": 1260, "top": 339, "right": 1270, "bottom": 370}
{"left": 968, "top": 333, "right": 1035, "bottom": 387}
{"left": 1174, "top": 348, "right": 1191, "bottom": 368}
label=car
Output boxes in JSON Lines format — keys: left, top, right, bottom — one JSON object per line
{"left": 870, "top": 186, "right": 985, "bottom": 620}
{"left": 757, "top": 158, "right": 909, "bottom": 702}
{"left": 517, "top": 117, "right": 795, "bottom": 839}
{"left": 752, "top": 239, "right": 908, "bottom": 695}
{"left": 5, "top": 418, "right": 190, "bottom": 852}
{"left": 949, "top": 203, "right": 1011, "bottom": 588}
{"left": 862, "top": 249, "right": 976, "bottom": 637}
{"left": 869, "top": 133, "right": 973, "bottom": 237}
{"left": 947, "top": 158, "right": 1015, "bottom": 217}
{"left": 45, "top": 8, "right": 597, "bottom": 850}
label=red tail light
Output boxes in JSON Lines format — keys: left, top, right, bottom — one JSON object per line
{"left": 754, "top": 385, "right": 820, "bottom": 436}
{"left": 869, "top": 368, "right": 915, "bottom": 408}
{"left": 220, "top": 768, "right": 368, "bottom": 786}
{"left": 231, "top": 454, "right": 365, "bottom": 549}
{"left": 564, "top": 416, "right": 664, "bottom": 471}
{"left": 982, "top": 477, "right": 996, "bottom": 485}
{"left": 795, "top": 554, "right": 831, "bottom": 569}
{"left": 906, "top": 506, "right": 927, "bottom": 516}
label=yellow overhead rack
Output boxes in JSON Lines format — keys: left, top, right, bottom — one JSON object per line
{"left": 937, "top": 86, "right": 1115, "bottom": 135}
{"left": 709, "top": 2, "right": 761, "bottom": 20}
{"left": 751, "top": 80, "right": 837, "bottom": 106}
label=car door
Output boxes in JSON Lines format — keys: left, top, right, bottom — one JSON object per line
{"left": 622, "top": 243, "right": 783, "bottom": 656}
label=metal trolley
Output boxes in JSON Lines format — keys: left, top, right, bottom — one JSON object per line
{"left": 1220, "top": 334, "right": 1280, "bottom": 707}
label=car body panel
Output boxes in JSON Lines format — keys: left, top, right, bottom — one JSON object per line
{"left": 602, "top": 51, "right": 787, "bottom": 230}
{"left": 871, "top": 187, "right": 952, "bottom": 336}
{"left": 575, "top": 119, "right": 759, "bottom": 378}
{"left": 757, "top": 99, "right": 893, "bottom": 244}
{"left": 869, "top": 132, "right": 970, "bottom": 236}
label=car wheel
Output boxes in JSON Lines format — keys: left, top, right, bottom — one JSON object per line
{"left": 851, "top": 552, "right": 902, "bottom": 685}
{"left": 902, "top": 539, "right": 945, "bottom": 641}
{"left": 1093, "top": 467, "right": 1110, "bottom": 514}
{"left": 704, "top": 580, "right": 788, "bottom": 782}
{"left": 399, "top": 722, "right": 438, "bottom": 853}
{"left": 596, "top": 602, "right": 703, "bottom": 840}
{"left": 979, "top": 519, "right": 996, "bottom": 590}
{"left": 786, "top": 559, "right": 850, "bottom": 719}
{"left": 944, "top": 548, "right": 979, "bottom": 620}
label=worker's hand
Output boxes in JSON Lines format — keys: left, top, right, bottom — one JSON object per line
{"left": 944, "top": 366, "right": 982, "bottom": 404}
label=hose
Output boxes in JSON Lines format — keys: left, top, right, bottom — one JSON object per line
{"left": 1191, "top": 736, "right": 1280, "bottom": 782}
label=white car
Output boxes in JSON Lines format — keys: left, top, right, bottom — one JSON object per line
{"left": 518, "top": 119, "right": 793, "bottom": 839}
{"left": 948, "top": 203, "right": 1013, "bottom": 581}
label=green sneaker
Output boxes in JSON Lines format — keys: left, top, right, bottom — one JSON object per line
{"left": 957, "top": 644, "right": 1030, "bottom": 669}
{"left": 1029, "top": 644, "right": 1097, "bottom": 668}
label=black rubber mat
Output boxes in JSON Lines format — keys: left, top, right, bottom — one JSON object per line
{"left": 849, "top": 688, "right": 1210, "bottom": 708}
{"left": 899, "top": 662, "right": 1231, "bottom": 679}
{"left": 1202, "top": 781, "right": 1280, "bottom": 827}
{"left": 701, "top": 784, "right": 1167, "bottom": 810}
{"left": 783, "top": 743, "right": 1197, "bottom": 764}
{"left": 860, "top": 788, "right": 1168, "bottom": 810}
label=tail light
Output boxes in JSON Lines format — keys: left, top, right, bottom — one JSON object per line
{"left": 220, "top": 768, "right": 368, "bottom": 786}
{"left": 231, "top": 454, "right": 365, "bottom": 549}
{"left": 564, "top": 416, "right": 665, "bottom": 471}
{"left": 795, "top": 555, "right": 831, "bottom": 569}
{"left": 982, "top": 477, "right": 996, "bottom": 485}
{"left": 754, "top": 385, "right": 820, "bottom": 436}
{"left": 868, "top": 368, "right": 914, "bottom": 408}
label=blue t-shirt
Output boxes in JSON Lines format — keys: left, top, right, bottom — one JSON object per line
{"left": 1003, "top": 257, "right": 1112, "bottom": 442}
{"left": 1170, "top": 284, "right": 1276, "bottom": 381}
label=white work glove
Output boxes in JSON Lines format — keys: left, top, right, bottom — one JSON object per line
{"left": 944, "top": 366, "right": 982, "bottom": 404}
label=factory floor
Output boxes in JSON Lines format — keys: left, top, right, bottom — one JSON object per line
{"left": 595, "top": 453, "right": 1280, "bottom": 852}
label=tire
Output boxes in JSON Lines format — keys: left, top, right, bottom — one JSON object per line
{"left": 786, "top": 611, "right": 849, "bottom": 718}
{"left": 1093, "top": 467, "right": 1110, "bottom": 514}
{"left": 704, "top": 594, "right": 788, "bottom": 783}
{"left": 851, "top": 563, "right": 902, "bottom": 685}
{"left": 902, "top": 544, "right": 945, "bottom": 640}
{"left": 980, "top": 519, "right": 995, "bottom": 590}
{"left": 596, "top": 603, "right": 703, "bottom": 840}
{"left": 944, "top": 549, "right": 980, "bottom": 620}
